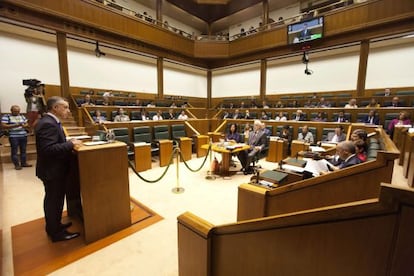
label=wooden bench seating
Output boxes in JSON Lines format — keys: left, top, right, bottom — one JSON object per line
{"left": 177, "top": 184, "right": 414, "bottom": 276}
{"left": 237, "top": 127, "right": 399, "bottom": 220}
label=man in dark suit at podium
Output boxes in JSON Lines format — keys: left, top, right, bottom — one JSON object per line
{"left": 238, "top": 120, "right": 267, "bottom": 174}
{"left": 35, "top": 96, "right": 82, "bottom": 242}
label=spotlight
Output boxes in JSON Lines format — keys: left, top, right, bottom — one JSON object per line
{"left": 95, "top": 41, "right": 106, "bottom": 57}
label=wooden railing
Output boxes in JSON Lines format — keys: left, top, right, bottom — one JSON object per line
{"left": 178, "top": 183, "right": 414, "bottom": 276}
{"left": 237, "top": 126, "right": 399, "bottom": 220}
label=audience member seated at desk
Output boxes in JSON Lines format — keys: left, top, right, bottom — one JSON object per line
{"left": 166, "top": 109, "right": 176, "bottom": 120}
{"left": 244, "top": 110, "right": 251, "bottom": 119}
{"left": 275, "top": 111, "right": 287, "bottom": 121}
{"left": 97, "top": 96, "right": 111, "bottom": 106}
{"left": 80, "top": 94, "right": 95, "bottom": 107}
{"left": 312, "top": 112, "right": 327, "bottom": 122}
{"left": 316, "top": 97, "right": 331, "bottom": 108}
{"left": 138, "top": 110, "right": 150, "bottom": 121}
{"left": 113, "top": 108, "right": 130, "bottom": 122}
{"left": 280, "top": 125, "right": 292, "bottom": 155}
{"left": 293, "top": 109, "right": 306, "bottom": 121}
{"left": 324, "top": 126, "right": 346, "bottom": 144}
{"left": 333, "top": 111, "right": 348, "bottom": 123}
{"left": 93, "top": 110, "right": 107, "bottom": 124}
{"left": 226, "top": 123, "right": 242, "bottom": 143}
{"left": 152, "top": 110, "right": 163, "bottom": 121}
{"left": 260, "top": 111, "right": 269, "bottom": 120}
{"left": 344, "top": 98, "right": 358, "bottom": 108}
{"left": 243, "top": 123, "right": 252, "bottom": 142}
{"left": 233, "top": 109, "right": 242, "bottom": 119}
{"left": 178, "top": 110, "right": 188, "bottom": 120}
{"left": 387, "top": 96, "right": 403, "bottom": 107}
{"left": 297, "top": 125, "right": 314, "bottom": 144}
{"left": 355, "top": 139, "right": 367, "bottom": 162}
{"left": 238, "top": 120, "right": 267, "bottom": 175}
{"left": 222, "top": 111, "right": 231, "bottom": 119}
{"left": 366, "top": 98, "right": 380, "bottom": 108}
{"left": 387, "top": 111, "right": 411, "bottom": 138}
{"left": 364, "top": 110, "right": 380, "bottom": 125}
{"left": 306, "top": 141, "right": 361, "bottom": 177}
{"left": 350, "top": 129, "right": 368, "bottom": 143}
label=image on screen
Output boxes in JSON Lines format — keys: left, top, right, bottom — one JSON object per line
{"left": 287, "top": 16, "right": 324, "bottom": 45}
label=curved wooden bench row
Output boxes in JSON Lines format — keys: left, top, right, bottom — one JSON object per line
{"left": 178, "top": 184, "right": 414, "bottom": 276}
{"left": 237, "top": 127, "right": 399, "bottom": 221}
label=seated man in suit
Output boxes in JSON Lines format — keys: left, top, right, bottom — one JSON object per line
{"left": 330, "top": 141, "right": 361, "bottom": 170}
{"left": 306, "top": 141, "right": 361, "bottom": 177}
{"left": 363, "top": 110, "right": 380, "bottom": 125}
{"left": 238, "top": 120, "right": 267, "bottom": 175}
{"left": 324, "top": 126, "right": 346, "bottom": 144}
{"left": 297, "top": 125, "right": 314, "bottom": 144}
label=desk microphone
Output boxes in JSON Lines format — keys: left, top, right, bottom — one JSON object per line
{"left": 279, "top": 160, "right": 283, "bottom": 170}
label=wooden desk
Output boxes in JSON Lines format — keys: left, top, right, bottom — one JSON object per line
{"left": 202, "top": 143, "right": 250, "bottom": 176}
{"left": 179, "top": 137, "right": 192, "bottom": 162}
{"left": 133, "top": 142, "right": 151, "bottom": 172}
{"left": 159, "top": 140, "right": 173, "bottom": 167}
{"left": 291, "top": 140, "right": 309, "bottom": 157}
{"left": 195, "top": 135, "right": 209, "bottom": 157}
{"left": 404, "top": 132, "right": 414, "bottom": 187}
{"left": 75, "top": 141, "right": 131, "bottom": 243}
{"left": 266, "top": 139, "right": 287, "bottom": 162}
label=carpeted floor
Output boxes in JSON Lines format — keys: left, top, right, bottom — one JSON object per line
{"left": 11, "top": 199, "right": 162, "bottom": 276}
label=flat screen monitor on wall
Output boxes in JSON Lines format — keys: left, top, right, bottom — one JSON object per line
{"left": 287, "top": 16, "right": 324, "bottom": 45}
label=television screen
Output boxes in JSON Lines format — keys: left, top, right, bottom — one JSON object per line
{"left": 287, "top": 16, "right": 324, "bottom": 45}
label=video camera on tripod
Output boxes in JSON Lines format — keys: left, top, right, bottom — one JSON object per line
{"left": 23, "top": 79, "right": 43, "bottom": 97}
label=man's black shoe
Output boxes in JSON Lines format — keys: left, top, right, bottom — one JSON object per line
{"left": 21, "top": 163, "right": 33, "bottom": 167}
{"left": 50, "top": 230, "right": 80, "bottom": 242}
{"left": 60, "top": 221, "right": 73, "bottom": 229}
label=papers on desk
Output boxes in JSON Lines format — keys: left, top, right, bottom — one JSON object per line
{"left": 83, "top": 141, "right": 109, "bottom": 146}
{"left": 66, "top": 135, "right": 91, "bottom": 140}
{"left": 309, "top": 146, "right": 326, "bottom": 152}
{"left": 225, "top": 143, "right": 245, "bottom": 150}
{"left": 303, "top": 159, "right": 335, "bottom": 177}
{"left": 281, "top": 164, "right": 305, "bottom": 173}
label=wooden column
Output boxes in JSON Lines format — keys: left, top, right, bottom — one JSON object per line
{"left": 262, "top": 0, "right": 269, "bottom": 26}
{"left": 260, "top": 59, "right": 267, "bottom": 101}
{"left": 356, "top": 40, "right": 370, "bottom": 97}
{"left": 156, "top": 0, "right": 162, "bottom": 26}
{"left": 56, "top": 32, "right": 69, "bottom": 98}
{"left": 207, "top": 69, "right": 212, "bottom": 108}
{"left": 157, "top": 57, "right": 164, "bottom": 99}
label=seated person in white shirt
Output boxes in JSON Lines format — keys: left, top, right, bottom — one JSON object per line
{"left": 275, "top": 111, "right": 287, "bottom": 121}
{"left": 297, "top": 125, "right": 314, "bottom": 144}
{"left": 113, "top": 108, "right": 130, "bottom": 122}
{"left": 177, "top": 110, "right": 188, "bottom": 120}
{"left": 152, "top": 110, "right": 163, "bottom": 121}
{"left": 324, "top": 126, "right": 346, "bottom": 144}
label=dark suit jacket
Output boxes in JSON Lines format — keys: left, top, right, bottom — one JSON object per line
{"left": 35, "top": 114, "right": 74, "bottom": 181}
{"left": 338, "top": 154, "right": 361, "bottom": 169}
{"left": 248, "top": 130, "right": 267, "bottom": 151}
{"left": 363, "top": 115, "right": 380, "bottom": 125}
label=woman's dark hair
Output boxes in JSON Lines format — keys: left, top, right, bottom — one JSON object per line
{"left": 229, "top": 123, "right": 238, "bottom": 133}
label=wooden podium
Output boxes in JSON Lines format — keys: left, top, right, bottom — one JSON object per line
{"left": 179, "top": 137, "right": 192, "bottom": 161}
{"left": 74, "top": 141, "right": 131, "bottom": 243}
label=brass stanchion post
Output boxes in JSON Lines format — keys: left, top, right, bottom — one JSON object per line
{"left": 205, "top": 138, "right": 216, "bottom": 180}
{"left": 172, "top": 147, "right": 185, "bottom": 193}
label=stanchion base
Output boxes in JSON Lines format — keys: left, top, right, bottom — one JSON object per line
{"left": 172, "top": 187, "right": 185, "bottom": 194}
{"left": 205, "top": 171, "right": 216, "bottom": 180}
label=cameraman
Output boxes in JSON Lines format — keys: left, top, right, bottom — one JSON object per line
{"left": 1, "top": 105, "right": 32, "bottom": 170}
{"left": 25, "top": 85, "right": 45, "bottom": 133}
